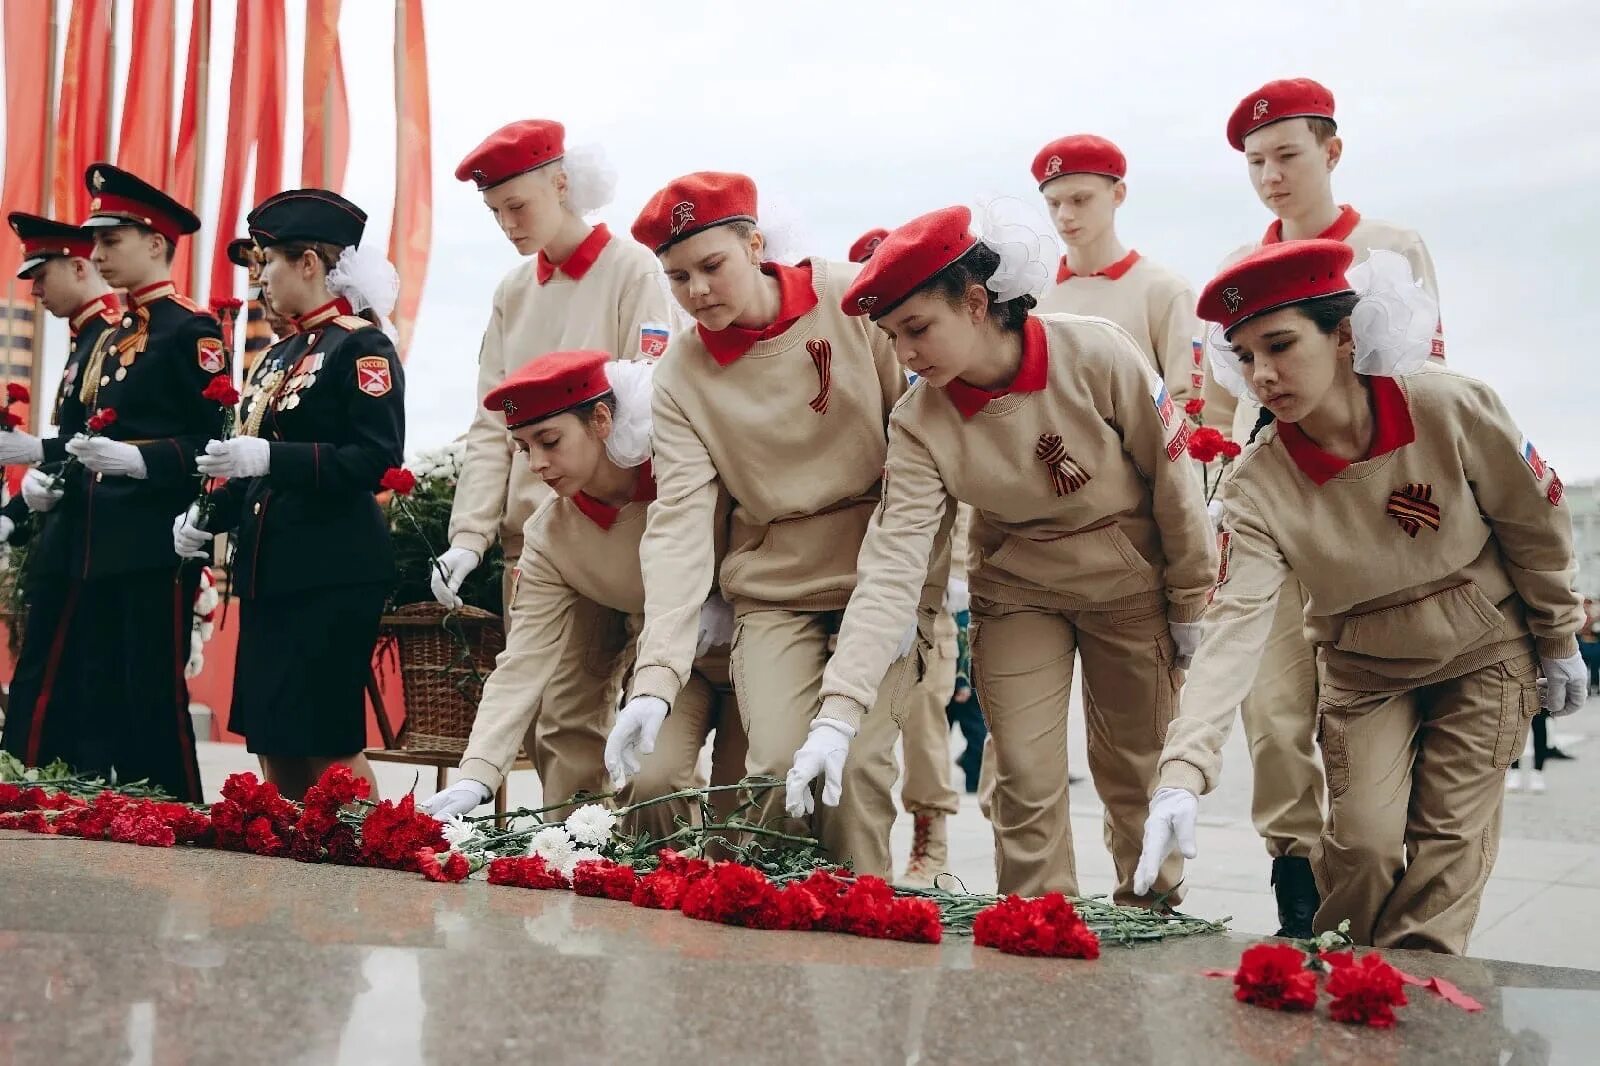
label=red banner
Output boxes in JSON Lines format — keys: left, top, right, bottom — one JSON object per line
{"left": 116, "top": 0, "right": 177, "bottom": 188}
{"left": 388, "top": 0, "right": 431, "bottom": 360}
{"left": 2, "top": 0, "right": 53, "bottom": 447}
{"left": 171, "top": 0, "right": 211, "bottom": 296}
{"left": 53, "top": 0, "right": 115, "bottom": 227}
{"left": 302, "top": 0, "right": 350, "bottom": 189}
{"left": 207, "top": 0, "right": 285, "bottom": 307}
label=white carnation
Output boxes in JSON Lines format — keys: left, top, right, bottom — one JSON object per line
{"left": 563, "top": 803, "right": 617, "bottom": 847}
{"left": 561, "top": 847, "right": 603, "bottom": 880}
{"left": 441, "top": 816, "right": 478, "bottom": 850}
{"left": 528, "top": 825, "right": 574, "bottom": 866}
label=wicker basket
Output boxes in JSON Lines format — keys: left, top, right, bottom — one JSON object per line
{"left": 377, "top": 602, "right": 505, "bottom": 756}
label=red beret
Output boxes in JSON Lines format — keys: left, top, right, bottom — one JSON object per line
{"left": 484, "top": 349, "right": 612, "bottom": 429}
{"left": 1031, "top": 135, "right": 1126, "bottom": 188}
{"left": 631, "top": 172, "right": 757, "bottom": 255}
{"left": 841, "top": 206, "right": 976, "bottom": 320}
{"left": 848, "top": 227, "right": 889, "bottom": 264}
{"left": 1198, "top": 239, "right": 1355, "bottom": 335}
{"left": 456, "top": 120, "right": 565, "bottom": 190}
{"left": 1227, "top": 78, "right": 1336, "bottom": 151}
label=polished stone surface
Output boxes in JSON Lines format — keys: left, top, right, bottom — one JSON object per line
{"left": 5, "top": 833, "right": 1599, "bottom": 1064}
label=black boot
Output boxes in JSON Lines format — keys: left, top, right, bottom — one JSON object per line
{"left": 1271, "top": 856, "right": 1319, "bottom": 939}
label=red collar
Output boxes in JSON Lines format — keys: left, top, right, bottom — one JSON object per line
{"left": 1276, "top": 376, "right": 1415, "bottom": 486}
{"left": 296, "top": 296, "right": 355, "bottom": 330}
{"left": 697, "top": 262, "right": 818, "bottom": 367}
{"left": 1055, "top": 248, "right": 1141, "bottom": 285}
{"left": 69, "top": 292, "right": 121, "bottom": 334}
{"left": 572, "top": 461, "right": 658, "bottom": 531}
{"left": 536, "top": 223, "right": 612, "bottom": 286}
{"left": 1263, "top": 204, "right": 1361, "bottom": 246}
{"left": 944, "top": 316, "right": 1049, "bottom": 419}
{"left": 129, "top": 280, "right": 176, "bottom": 308}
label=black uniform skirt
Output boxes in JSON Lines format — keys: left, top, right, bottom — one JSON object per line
{"left": 229, "top": 582, "right": 387, "bottom": 757}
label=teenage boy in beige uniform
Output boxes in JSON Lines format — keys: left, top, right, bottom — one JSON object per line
{"left": 1139, "top": 239, "right": 1582, "bottom": 954}
{"left": 1199, "top": 79, "right": 1448, "bottom": 936}
{"left": 622, "top": 173, "right": 951, "bottom": 879}
{"left": 1033, "top": 135, "right": 1203, "bottom": 408}
{"left": 433, "top": 120, "right": 673, "bottom": 814}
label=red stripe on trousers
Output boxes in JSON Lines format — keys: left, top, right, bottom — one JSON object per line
{"left": 24, "top": 585, "right": 83, "bottom": 766}
{"left": 172, "top": 574, "right": 201, "bottom": 800}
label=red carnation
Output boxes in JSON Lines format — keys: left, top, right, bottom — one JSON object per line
{"left": 572, "top": 858, "right": 640, "bottom": 901}
{"left": 201, "top": 376, "right": 241, "bottom": 407}
{"left": 885, "top": 897, "right": 943, "bottom": 944}
{"left": 1232, "top": 944, "right": 1320, "bottom": 1012}
{"left": 418, "top": 848, "right": 472, "bottom": 883}
{"left": 487, "top": 855, "right": 569, "bottom": 890}
{"left": 1184, "top": 397, "right": 1206, "bottom": 417}
{"left": 1186, "top": 425, "right": 1227, "bottom": 464}
{"left": 380, "top": 467, "right": 417, "bottom": 495}
{"left": 87, "top": 408, "right": 118, "bottom": 433}
{"left": 775, "top": 883, "right": 827, "bottom": 931}
{"left": 0, "top": 811, "right": 53, "bottom": 834}
{"left": 1326, "top": 952, "right": 1408, "bottom": 1028}
{"left": 973, "top": 893, "right": 1101, "bottom": 959}
{"left": 1, "top": 410, "right": 21, "bottom": 429}
{"left": 681, "top": 862, "right": 783, "bottom": 928}
{"left": 1221, "top": 440, "right": 1242, "bottom": 460}
{"left": 632, "top": 869, "right": 690, "bottom": 910}
{"left": 7, "top": 382, "right": 29, "bottom": 404}
{"left": 357, "top": 793, "right": 446, "bottom": 872}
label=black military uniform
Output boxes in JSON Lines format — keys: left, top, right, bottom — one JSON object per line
{"left": 1, "top": 166, "right": 227, "bottom": 802}
{"left": 0, "top": 214, "right": 121, "bottom": 549}
{"left": 199, "top": 189, "right": 405, "bottom": 757}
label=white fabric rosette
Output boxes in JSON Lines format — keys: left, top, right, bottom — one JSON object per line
{"left": 974, "top": 196, "right": 1055, "bottom": 305}
{"left": 602, "top": 358, "right": 655, "bottom": 469}
{"left": 562, "top": 143, "right": 618, "bottom": 217}
{"left": 326, "top": 242, "right": 402, "bottom": 343}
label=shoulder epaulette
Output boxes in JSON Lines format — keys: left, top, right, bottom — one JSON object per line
{"left": 332, "top": 314, "right": 374, "bottom": 331}
{"left": 168, "top": 293, "right": 209, "bottom": 315}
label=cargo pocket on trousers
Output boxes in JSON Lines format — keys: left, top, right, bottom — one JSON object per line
{"left": 1153, "top": 632, "right": 1181, "bottom": 746}
{"left": 1492, "top": 658, "right": 1541, "bottom": 770}
{"left": 1316, "top": 710, "right": 1350, "bottom": 800}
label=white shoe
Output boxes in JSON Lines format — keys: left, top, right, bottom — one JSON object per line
{"left": 1527, "top": 770, "right": 1547, "bottom": 794}
{"left": 1506, "top": 769, "right": 1523, "bottom": 793}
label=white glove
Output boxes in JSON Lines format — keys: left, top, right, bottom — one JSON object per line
{"left": 944, "top": 576, "right": 970, "bottom": 614}
{"left": 1133, "top": 787, "right": 1199, "bottom": 896}
{"left": 194, "top": 437, "right": 270, "bottom": 479}
{"left": 784, "top": 718, "right": 856, "bottom": 817}
{"left": 66, "top": 434, "right": 148, "bottom": 478}
{"left": 21, "top": 468, "right": 63, "bottom": 512}
{"left": 604, "top": 695, "right": 670, "bottom": 789}
{"left": 429, "top": 546, "right": 482, "bottom": 610}
{"left": 695, "top": 593, "right": 734, "bottom": 658}
{"left": 1169, "top": 621, "right": 1203, "bottom": 671}
{"left": 1541, "top": 653, "right": 1587, "bottom": 718}
{"left": 0, "top": 430, "right": 43, "bottom": 465}
{"left": 419, "top": 779, "right": 492, "bottom": 820}
{"left": 1206, "top": 498, "right": 1224, "bottom": 529}
{"left": 173, "top": 504, "right": 211, "bottom": 559}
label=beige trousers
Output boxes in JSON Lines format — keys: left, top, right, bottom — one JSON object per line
{"left": 1313, "top": 650, "right": 1539, "bottom": 954}
{"left": 731, "top": 607, "right": 919, "bottom": 879}
{"left": 899, "top": 620, "right": 961, "bottom": 818}
{"left": 500, "top": 557, "right": 629, "bottom": 816}
{"left": 1237, "top": 576, "right": 1327, "bottom": 859}
{"left": 618, "top": 658, "right": 748, "bottom": 840}
{"left": 971, "top": 597, "right": 1185, "bottom": 904}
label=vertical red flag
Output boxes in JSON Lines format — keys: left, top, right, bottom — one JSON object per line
{"left": 116, "top": 0, "right": 177, "bottom": 188}
{"left": 303, "top": 0, "right": 350, "bottom": 190}
{"left": 389, "top": 0, "right": 431, "bottom": 360}
{"left": 252, "top": 0, "right": 286, "bottom": 204}
{"left": 206, "top": 0, "right": 270, "bottom": 306}
{"left": 53, "top": 0, "right": 115, "bottom": 226}
{"left": 172, "top": 0, "right": 211, "bottom": 296}
{"left": 2, "top": 0, "right": 53, "bottom": 449}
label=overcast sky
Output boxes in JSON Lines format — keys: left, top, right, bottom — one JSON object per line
{"left": 9, "top": 0, "right": 1600, "bottom": 476}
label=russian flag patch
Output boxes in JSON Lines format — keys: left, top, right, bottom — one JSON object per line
{"left": 1151, "top": 376, "right": 1175, "bottom": 428}
{"left": 1519, "top": 436, "right": 1546, "bottom": 480}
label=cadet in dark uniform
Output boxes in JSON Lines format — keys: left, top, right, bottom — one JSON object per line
{"left": 1, "top": 165, "right": 227, "bottom": 802}
{"left": 176, "top": 189, "right": 404, "bottom": 801}
{"left": 0, "top": 213, "right": 120, "bottom": 547}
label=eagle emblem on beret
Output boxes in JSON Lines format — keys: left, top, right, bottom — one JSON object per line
{"left": 856, "top": 295, "right": 878, "bottom": 313}
{"left": 1252, "top": 99, "right": 1270, "bottom": 121}
{"left": 670, "top": 201, "right": 696, "bottom": 235}
{"left": 1222, "top": 287, "right": 1243, "bottom": 313}
{"left": 1043, "top": 155, "right": 1063, "bottom": 177}
{"left": 502, "top": 397, "right": 519, "bottom": 417}
{"left": 471, "top": 169, "right": 487, "bottom": 184}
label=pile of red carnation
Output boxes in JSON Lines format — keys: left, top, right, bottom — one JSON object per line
{"left": 1214, "top": 942, "right": 1483, "bottom": 1028}
{"left": 973, "top": 893, "right": 1101, "bottom": 959}
{"left": 355, "top": 791, "right": 447, "bottom": 872}
{"left": 0, "top": 786, "right": 211, "bottom": 848}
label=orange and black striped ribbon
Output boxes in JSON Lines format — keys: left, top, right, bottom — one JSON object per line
{"left": 805, "top": 338, "right": 832, "bottom": 414}
{"left": 1035, "top": 433, "right": 1092, "bottom": 496}
{"left": 1386, "top": 482, "right": 1441, "bottom": 538}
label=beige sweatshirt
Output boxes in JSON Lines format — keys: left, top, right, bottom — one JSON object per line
{"left": 448, "top": 227, "right": 672, "bottom": 556}
{"left": 1203, "top": 207, "right": 1445, "bottom": 441}
{"left": 1037, "top": 252, "right": 1202, "bottom": 408}
{"left": 630, "top": 258, "right": 950, "bottom": 707}
{"left": 1159, "top": 365, "right": 1581, "bottom": 796}
{"left": 817, "top": 313, "right": 1217, "bottom": 731}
